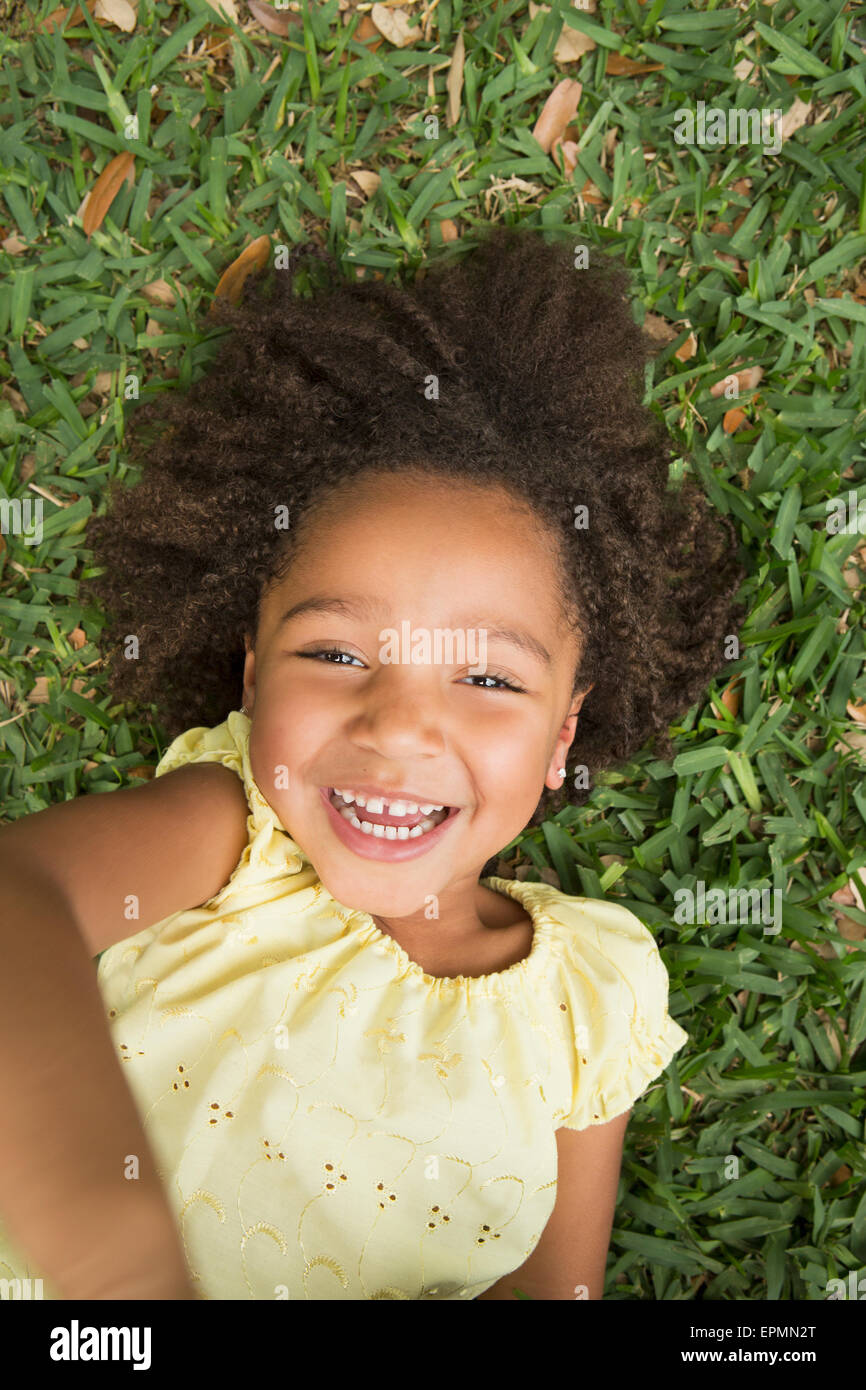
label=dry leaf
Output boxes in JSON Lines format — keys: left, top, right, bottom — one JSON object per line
{"left": 553, "top": 15, "right": 596, "bottom": 62}
{"left": 579, "top": 178, "right": 605, "bottom": 204}
{"left": 723, "top": 407, "right": 747, "bottom": 433}
{"left": 370, "top": 3, "right": 421, "bottom": 47}
{"left": 779, "top": 98, "right": 811, "bottom": 143}
{"left": 674, "top": 330, "right": 697, "bottom": 362}
{"left": 1, "top": 384, "right": 27, "bottom": 414}
{"left": 552, "top": 138, "right": 579, "bottom": 177}
{"left": 846, "top": 699, "right": 866, "bottom": 726}
{"left": 828, "top": 1165, "right": 852, "bottom": 1187}
{"left": 202, "top": 0, "right": 239, "bottom": 22}
{"left": 247, "top": 0, "right": 302, "bottom": 35}
{"left": 439, "top": 219, "right": 459, "bottom": 242}
{"left": 606, "top": 53, "right": 664, "bottom": 76}
{"left": 45, "top": 3, "right": 90, "bottom": 31}
{"left": 93, "top": 0, "right": 136, "bottom": 31}
{"left": 709, "top": 365, "right": 764, "bottom": 398}
{"left": 141, "top": 277, "right": 177, "bottom": 306}
{"left": 835, "top": 911, "right": 866, "bottom": 943}
{"left": 89, "top": 370, "right": 115, "bottom": 394}
{"left": 28, "top": 677, "right": 52, "bottom": 704}
{"left": 348, "top": 169, "right": 381, "bottom": 199}
{"left": 815, "top": 1008, "right": 843, "bottom": 1061}
{"left": 711, "top": 675, "right": 743, "bottom": 720}
{"left": 211, "top": 235, "right": 272, "bottom": 310}
{"left": 447, "top": 31, "right": 465, "bottom": 129}
{"left": 642, "top": 312, "right": 677, "bottom": 347}
{"left": 354, "top": 12, "right": 383, "bottom": 51}
{"left": 834, "top": 727, "right": 866, "bottom": 759}
{"left": 533, "top": 79, "right": 582, "bottom": 154}
{"left": 2, "top": 234, "right": 28, "bottom": 254}
{"left": 81, "top": 151, "right": 135, "bottom": 238}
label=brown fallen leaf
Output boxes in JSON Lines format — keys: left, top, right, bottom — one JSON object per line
{"left": 642, "top": 312, "right": 678, "bottom": 348}
{"left": 552, "top": 137, "right": 578, "bottom": 177}
{"left": 352, "top": 12, "right": 383, "bottom": 52}
{"left": 674, "top": 330, "right": 697, "bottom": 362}
{"left": 82, "top": 150, "right": 135, "bottom": 238}
{"left": 827, "top": 1165, "right": 852, "bottom": 1187}
{"left": 710, "top": 365, "right": 764, "bottom": 399}
{"left": 524, "top": 3, "right": 597, "bottom": 63}
{"left": 28, "top": 677, "right": 52, "bottom": 704}
{"left": 202, "top": 0, "right": 239, "bottom": 23}
{"left": 606, "top": 53, "right": 664, "bottom": 76}
{"left": 211, "top": 235, "right": 273, "bottom": 310}
{"left": 723, "top": 407, "right": 747, "bottom": 433}
{"left": 45, "top": 2, "right": 91, "bottom": 31}
{"left": 93, "top": 0, "right": 136, "bottom": 31}
{"left": 347, "top": 170, "right": 381, "bottom": 200}
{"left": 370, "top": 3, "right": 421, "bottom": 47}
{"left": 141, "top": 277, "right": 178, "bottom": 307}
{"left": 711, "top": 674, "right": 744, "bottom": 720}
{"left": 779, "top": 98, "right": 811, "bottom": 142}
{"left": 447, "top": 31, "right": 465, "bottom": 129}
{"left": 579, "top": 178, "right": 605, "bottom": 205}
{"left": 533, "top": 79, "right": 582, "bottom": 154}
{"left": 846, "top": 699, "right": 866, "bottom": 726}
{"left": 247, "top": 0, "right": 303, "bottom": 36}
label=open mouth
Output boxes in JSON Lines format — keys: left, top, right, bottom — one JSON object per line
{"left": 326, "top": 787, "right": 452, "bottom": 840}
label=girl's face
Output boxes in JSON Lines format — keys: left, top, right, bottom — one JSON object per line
{"left": 241, "top": 471, "right": 589, "bottom": 923}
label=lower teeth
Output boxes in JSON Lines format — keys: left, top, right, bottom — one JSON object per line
{"left": 330, "top": 794, "right": 447, "bottom": 840}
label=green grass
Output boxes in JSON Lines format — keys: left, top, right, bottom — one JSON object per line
{"left": 1, "top": 0, "right": 866, "bottom": 1301}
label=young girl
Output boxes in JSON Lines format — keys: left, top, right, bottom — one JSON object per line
{"left": 0, "top": 226, "right": 746, "bottom": 1301}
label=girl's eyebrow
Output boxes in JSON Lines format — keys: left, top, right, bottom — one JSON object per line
{"left": 277, "top": 595, "right": 552, "bottom": 667}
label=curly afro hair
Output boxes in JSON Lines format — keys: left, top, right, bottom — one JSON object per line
{"left": 82, "top": 224, "right": 748, "bottom": 832}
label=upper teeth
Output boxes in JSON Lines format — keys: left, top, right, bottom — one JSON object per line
{"left": 332, "top": 788, "right": 444, "bottom": 816}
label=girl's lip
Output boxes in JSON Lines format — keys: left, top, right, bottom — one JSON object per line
{"left": 319, "top": 786, "right": 461, "bottom": 862}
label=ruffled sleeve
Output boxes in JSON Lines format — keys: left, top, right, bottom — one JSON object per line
{"left": 152, "top": 709, "right": 308, "bottom": 907}
{"left": 551, "top": 895, "right": 689, "bottom": 1130}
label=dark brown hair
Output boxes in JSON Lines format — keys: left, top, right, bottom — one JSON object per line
{"left": 82, "top": 225, "right": 748, "bottom": 828}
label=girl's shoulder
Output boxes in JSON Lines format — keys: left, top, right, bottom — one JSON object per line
{"left": 504, "top": 880, "right": 690, "bottom": 1128}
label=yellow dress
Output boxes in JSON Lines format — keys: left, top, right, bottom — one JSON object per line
{"left": 0, "top": 711, "right": 688, "bottom": 1301}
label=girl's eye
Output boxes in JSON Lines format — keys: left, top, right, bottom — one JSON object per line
{"left": 296, "top": 648, "right": 525, "bottom": 692}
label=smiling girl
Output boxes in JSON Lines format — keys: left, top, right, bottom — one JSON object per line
{"left": 0, "top": 227, "right": 746, "bottom": 1300}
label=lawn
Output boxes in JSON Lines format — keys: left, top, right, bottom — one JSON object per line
{"left": 1, "top": 0, "right": 865, "bottom": 1301}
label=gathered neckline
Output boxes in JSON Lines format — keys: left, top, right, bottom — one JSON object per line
{"left": 343, "top": 876, "right": 557, "bottom": 990}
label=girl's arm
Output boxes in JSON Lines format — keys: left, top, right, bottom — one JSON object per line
{"left": 0, "top": 763, "right": 249, "bottom": 1298}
